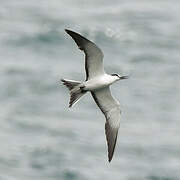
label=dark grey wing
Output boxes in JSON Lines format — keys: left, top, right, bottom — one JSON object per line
{"left": 65, "top": 29, "right": 105, "bottom": 80}
{"left": 91, "top": 87, "right": 121, "bottom": 162}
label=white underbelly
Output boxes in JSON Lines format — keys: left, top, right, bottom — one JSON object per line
{"left": 84, "top": 75, "right": 114, "bottom": 91}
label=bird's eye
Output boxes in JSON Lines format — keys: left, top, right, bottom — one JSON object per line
{"left": 112, "top": 74, "right": 119, "bottom": 77}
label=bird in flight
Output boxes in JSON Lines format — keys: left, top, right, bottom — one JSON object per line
{"left": 61, "top": 29, "right": 128, "bottom": 162}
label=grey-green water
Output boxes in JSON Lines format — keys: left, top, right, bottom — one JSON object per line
{"left": 0, "top": 0, "right": 180, "bottom": 179}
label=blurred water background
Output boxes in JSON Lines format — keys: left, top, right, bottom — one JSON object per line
{"left": 0, "top": 0, "right": 180, "bottom": 179}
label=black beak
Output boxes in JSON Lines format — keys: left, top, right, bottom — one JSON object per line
{"left": 120, "top": 75, "right": 129, "bottom": 80}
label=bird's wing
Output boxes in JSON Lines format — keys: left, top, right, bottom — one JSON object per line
{"left": 91, "top": 87, "right": 121, "bottom": 162}
{"left": 65, "top": 29, "right": 105, "bottom": 80}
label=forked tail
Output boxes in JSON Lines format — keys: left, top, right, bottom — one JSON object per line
{"left": 61, "top": 79, "right": 86, "bottom": 107}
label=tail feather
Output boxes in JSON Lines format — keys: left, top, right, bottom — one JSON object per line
{"left": 69, "top": 89, "right": 86, "bottom": 107}
{"left": 61, "top": 79, "right": 86, "bottom": 107}
{"left": 61, "top": 79, "right": 81, "bottom": 90}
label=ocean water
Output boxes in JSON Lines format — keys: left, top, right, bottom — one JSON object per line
{"left": 0, "top": 0, "right": 180, "bottom": 179}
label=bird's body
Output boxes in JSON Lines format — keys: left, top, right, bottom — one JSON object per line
{"left": 83, "top": 74, "right": 118, "bottom": 91}
{"left": 61, "top": 29, "right": 128, "bottom": 162}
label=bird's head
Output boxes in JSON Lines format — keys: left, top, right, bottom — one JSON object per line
{"left": 111, "top": 73, "right": 129, "bottom": 81}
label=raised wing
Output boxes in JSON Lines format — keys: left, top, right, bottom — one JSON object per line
{"left": 91, "top": 87, "right": 121, "bottom": 162}
{"left": 65, "top": 29, "right": 105, "bottom": 80}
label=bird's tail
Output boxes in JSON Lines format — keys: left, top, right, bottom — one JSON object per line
{"left": 61, "top": 79, "right": 86, "bottom": 107}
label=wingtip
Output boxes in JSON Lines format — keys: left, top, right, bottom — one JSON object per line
{"left": 65, "top": 29, "right": 72, "bottom": 34}
{"left": 65, "top": 29, "right": 78, "bottom": 38}
{"left": 108, "top": 154, "right": 113, "bottom": 163}
{"left": 65, "top": 29, "right": 69, "bottom": 33}
{"left": 105, "top": 121, "right": 119, "bottom": 164}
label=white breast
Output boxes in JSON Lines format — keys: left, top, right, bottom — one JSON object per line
{"left": 84, "top": 74, "right": 116, "bottom": 91}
